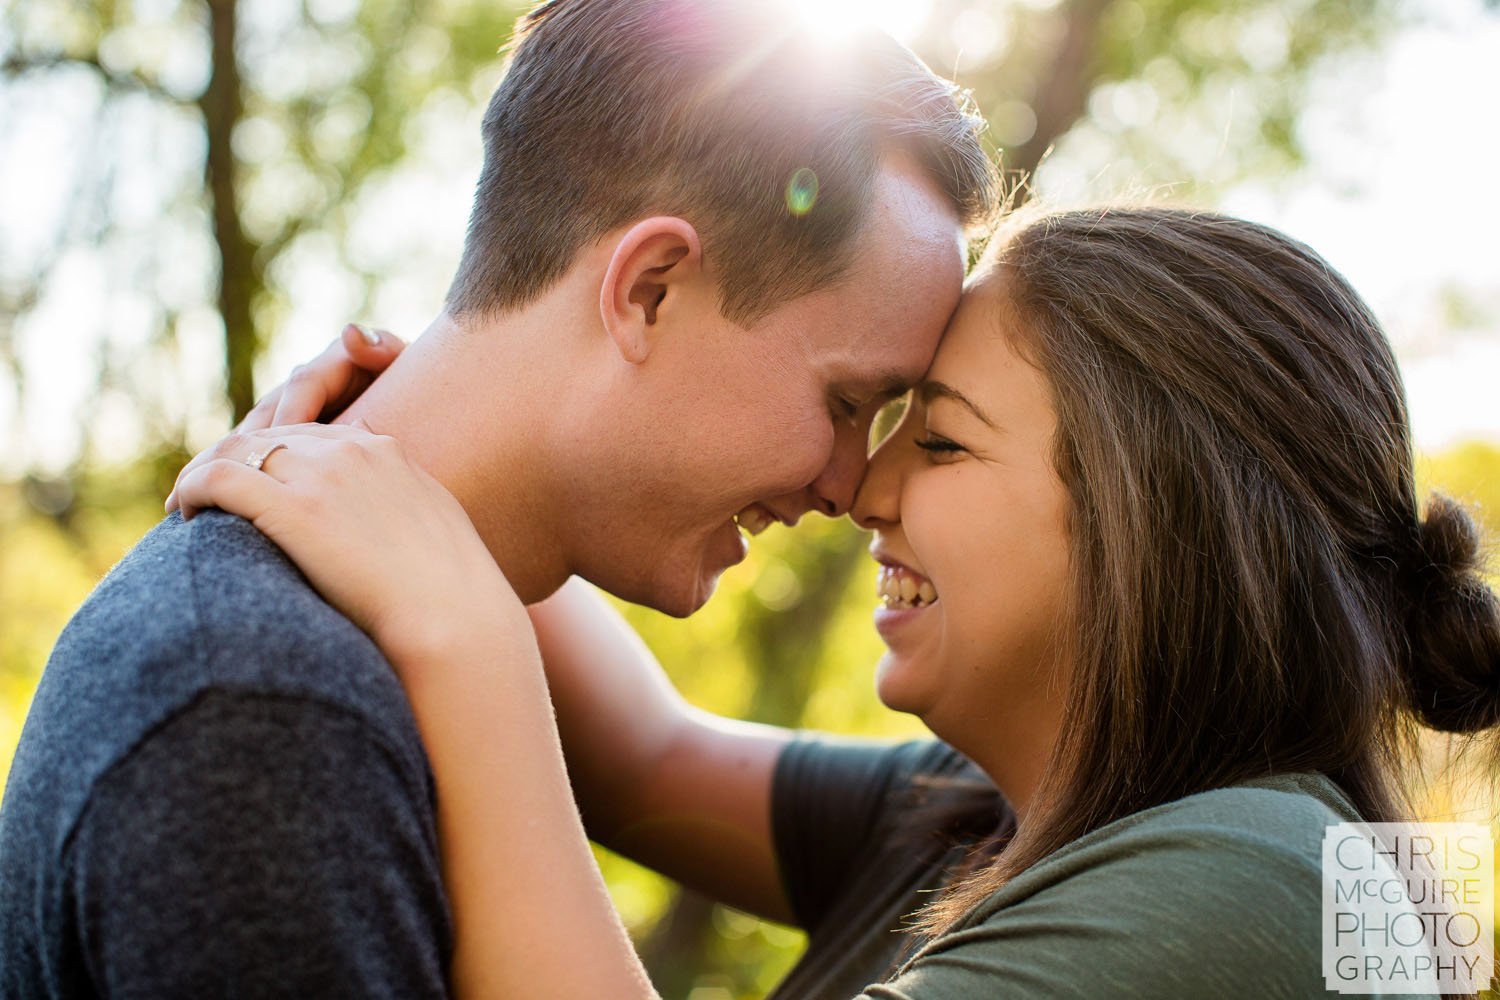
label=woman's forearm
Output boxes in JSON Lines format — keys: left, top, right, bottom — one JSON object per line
{"left": 528, "top": 579, "right": 695, "bottom": 837}
{"left": 384, "top": 586, "right": 658, "bottom": 1000}
{"left": 526, "top": 579, "right": 796, "bottom": 922}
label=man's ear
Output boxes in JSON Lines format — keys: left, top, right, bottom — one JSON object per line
{"left": 599, "top": 217, "right": 703, "bottom": 365}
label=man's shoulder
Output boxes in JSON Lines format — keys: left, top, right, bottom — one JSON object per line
{"left": 0, "top": 512, "right": 442, "bottom": 985}
{"left": 5, "top": 511, "right": 424, "bottom": 860}
{"left": 53, "top": 509, "right": 397, "bottom": 704}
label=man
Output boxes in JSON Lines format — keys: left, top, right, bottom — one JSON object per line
{"left": 0, "top": 0, "right": 993, "bottom": 995}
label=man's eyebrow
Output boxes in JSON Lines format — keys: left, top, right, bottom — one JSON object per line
{"left": 873, "top": 373, "right": 913, "bottom": 400}
{"left": 919, "top": 380, "right": 997, "bottom": 428}
{"left": 846, "top": 371, "right": 914, "bottom": 402}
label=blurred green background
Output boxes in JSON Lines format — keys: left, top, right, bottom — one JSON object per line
{"left": 3, "top": 0, "right": 1499, "bottom": 996}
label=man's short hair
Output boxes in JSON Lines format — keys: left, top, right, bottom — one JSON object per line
{"left": 446, "top": 0, "right": 996, "bottom": 325}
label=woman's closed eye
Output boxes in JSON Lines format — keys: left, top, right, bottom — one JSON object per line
{"left": 914, "top": 434, "right": 966, "bottom": 462}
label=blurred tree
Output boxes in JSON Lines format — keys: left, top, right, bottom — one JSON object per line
{"left": 0, "top": 0, "right": 522, "bottom": 466}
{"left": 910, "top": 0, "right": 1404, "bottom": 201}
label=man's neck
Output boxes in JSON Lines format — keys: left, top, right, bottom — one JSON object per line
{"left": 333, "top": 311, "right": 570, "bottom": 604}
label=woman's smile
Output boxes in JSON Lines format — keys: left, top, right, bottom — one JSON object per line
{"left": 871, "top": 553, "right": 939, "bottom": 642}
{"left": 876, "top": 561, "right": 939, "bottom": 609}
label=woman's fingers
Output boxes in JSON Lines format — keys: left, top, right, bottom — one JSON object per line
{"left": 165, "top": 324, "right": 404, "bottom": 512}
{"left": 166, "top": 423, "right": 382, "bottom": 513}
{"left": 235, "top": 386, "right": 285, "bottom": 434}
{"left": 267, "top": 324, "right": 403, "bottom": 427}
{"left": 175, "top": 455, "right": 291, "bottom": 523}
{"left": 343, "top": 322, "right": 405, "bottom": 369}
{"left": 166, "top": 444, "right": 220, "bottom": 514}
{"left": 175, "top": 428, "right": 370, "bottom": 519}
{"left": 268, "top": 326, "right": 395, "bottom": 427}
{"left": 170, "top": 419, "right": 494, "bottom": 646}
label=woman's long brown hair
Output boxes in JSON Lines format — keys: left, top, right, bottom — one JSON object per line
{"left": 914, "top": 207, "right": 1500, "bottom": 937}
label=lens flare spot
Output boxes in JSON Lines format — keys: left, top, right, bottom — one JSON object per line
{"left": 785, "top": 167, "right": 819, "bottom": 217}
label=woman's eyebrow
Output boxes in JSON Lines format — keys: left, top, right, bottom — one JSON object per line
{"left": 918, "top": 380, "right": 997, "bottom": 428}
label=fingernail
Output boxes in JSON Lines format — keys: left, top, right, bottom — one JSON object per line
{"left": 354, "top": 323, "right": 381, "bottom": 346}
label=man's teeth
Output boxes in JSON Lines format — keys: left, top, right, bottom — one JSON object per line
{"left": 735, "top": 506, "right": 775, "bottom": 537}
{"left": 877, "top": 565, "right": 938, "bottom": 609}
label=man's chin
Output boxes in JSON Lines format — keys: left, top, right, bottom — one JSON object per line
{"left": 654, "top": 567, "right": 725, "bottom": 619}
{"left": 644, "top": 527, "right": 747, "bottom": 616}
{"left": 595, "top": 561, "right": 723, "bottom": 619}
{"left": 582, "top": 531, "right": 743, "bottom": 617}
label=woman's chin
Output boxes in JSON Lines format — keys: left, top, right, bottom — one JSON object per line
{"left": 874, "top": 652, "right": 935, "bottom": 718}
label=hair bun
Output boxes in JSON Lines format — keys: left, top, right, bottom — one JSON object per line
{"left": 1403, "top": 494, "right": 1500, "bottom": 734}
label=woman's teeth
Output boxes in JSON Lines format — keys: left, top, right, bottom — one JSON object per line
{"left": 878, "top": 565, "right": 938, "bottom": 609}
{"left": 734, "top": 505, "right": 775, "bottom": 537}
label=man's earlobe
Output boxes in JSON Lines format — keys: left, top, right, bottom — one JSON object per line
{"left": 599, "top": 217, "right": 702, "bottom": 365}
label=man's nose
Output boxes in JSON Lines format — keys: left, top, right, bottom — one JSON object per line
{"left": 808, "top": 419, "right": 871, "bottom": 518}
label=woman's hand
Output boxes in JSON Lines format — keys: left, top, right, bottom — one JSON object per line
{"left": 166, "top": 323, "right": 405, "bottom": 513}
{"left": 173, "top": 422, "right": 521, "bottom": 659}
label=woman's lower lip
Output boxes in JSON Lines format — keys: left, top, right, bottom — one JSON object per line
{"left": 873, "top": 602, "right": 932, "bottom": 642}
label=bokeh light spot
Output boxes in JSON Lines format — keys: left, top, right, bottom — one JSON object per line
{"left": 785, "top": 167, "right": 819, "bottom": 217}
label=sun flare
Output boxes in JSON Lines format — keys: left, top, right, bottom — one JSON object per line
{"left": 792, "top": 0, "right": 932, "bottom": 45}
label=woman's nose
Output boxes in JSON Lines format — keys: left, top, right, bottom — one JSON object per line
{"left": 851, "top": 426, "right": 910, "bottom": 530}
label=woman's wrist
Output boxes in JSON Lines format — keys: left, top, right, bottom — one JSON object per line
{"left": 373, "top": 573, "right": 528, "bottom": 678}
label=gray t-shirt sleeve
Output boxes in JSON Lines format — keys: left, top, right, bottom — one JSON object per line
{"left": 772, "top": 738, "right": 959, "bottom": 933}
{"left": 62, "top": 688, "right": 451, "bottom": 999}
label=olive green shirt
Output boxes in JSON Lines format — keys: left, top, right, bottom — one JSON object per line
{"left": 771, "top": 739, "right": 1434, "bottom": 999}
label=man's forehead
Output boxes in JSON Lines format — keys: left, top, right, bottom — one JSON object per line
{"left": 813, "top": 290, "right": 952, "bottom": 394}
{"left": 792, "top": 179, "right": 965, "bottom": 387}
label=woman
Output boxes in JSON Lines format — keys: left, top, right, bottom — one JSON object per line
{"left": 173, "top": 207, "right": 1500, "bottom": 998}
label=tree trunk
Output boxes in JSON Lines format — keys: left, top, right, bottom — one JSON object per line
{"left": 199, "top": 0, "right": 259, "bottom": 422}
{"left": 639, "top": 525, "right": 871, "bottom": 990}
{"left": 1007, "top": 0, "right": 1117, "bottom": 201}
{"left": 742, "top": 527, "right": 870, "bottom": 726}
{"left": 638, "top": 889, "right": 719, "bottom": 997}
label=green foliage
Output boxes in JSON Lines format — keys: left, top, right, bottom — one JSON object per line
{"left": 1420, "top": 441, "right": 1500, "bottom": 527}
{"left": 1, "top": 0, "right": 526, "bottom": 447}
{"left": 1418, "top": 441, "right": 1500, "bottom": 587}
{"left": 908, "top": 0, "right": 1403, "bottom": 200}
{"left": 0, "top": 456, "right": 171, "bottom": 776}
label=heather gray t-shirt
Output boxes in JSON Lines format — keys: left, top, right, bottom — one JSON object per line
{"left": 0, "top": 511, "right": 452, "bottom": 999}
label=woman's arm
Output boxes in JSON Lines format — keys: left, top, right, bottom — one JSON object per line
{"left": 392, "top": 596, "right": 656, "bottom": 1000}
{"left": 175, "top": 425, "right": 657, "bottom": 999}
{"left": 531, "top": 580, "right": 795, "bottom": 923}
